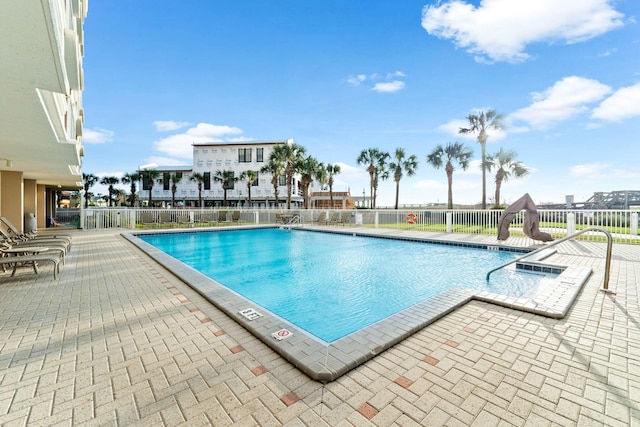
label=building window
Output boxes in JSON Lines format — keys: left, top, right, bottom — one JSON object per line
{"left": 256, "top": 148, "right": 264, "bottom": 162}
{"left": 228, "top": 172, "right": 235, "bottom": 190}
{"left": 252, "top": 174, "right": 259, "bottom": 187}
{"left": 204, "top": 172, "right": 211, "bottom": 190}
{"left": 238, "top": 148, "right": 252, "bottom": 163}
{"left": 163, "top": 173, "right": 170, "bottom": 191}
{"left": 279, "top": 175, "right": 286, "bottom": 186}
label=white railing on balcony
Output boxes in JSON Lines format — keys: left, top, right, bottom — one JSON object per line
{"left": 57, "top": 208, "right": 640, "bottom": 245}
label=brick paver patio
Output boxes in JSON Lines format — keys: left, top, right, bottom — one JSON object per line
{"left": 1, "top": 229, "right": 638, "bottom": 426}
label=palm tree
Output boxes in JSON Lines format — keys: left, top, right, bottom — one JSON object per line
{"left": 121, "top": 172, "right": 141, "bottom": 207}
{"left": 271, "top": 142, "right": 306, "bottom": 209}
{"left": 240, "top": 170, "right": 258, "bottom": 207}
{"left": 82, "top": 173, "right": 99, "bottom": 208}
{"left": 298, "top": 156, "right": 322, "bottom": 209}
{"left": 189, "top": 172, "right": 207, "bottom": 207}
{"left": 372, "top": 159, "right": 389, "bottom": 209}
{"left": 427, "top": 142, "right": 473, "bottom": 209}
{"left": 314, "top": 165, "right": 328, "bottom": 209}
{"left": 326, "top": 163, "right": 341, "bottom": 208}
{"left": 169, "top": 173, "right": 183, "bottom": 207}
{"left": 260, "top": 158, "right": 284, "bottom": 208}
{"left": 485, "top": 148, "right": 529, "bottom": 207}
{"left": 388, "top": 148, "right": 419, "bottom": 210}
{"left": 112, "top": 188, "right": 126, "bottom": 206}
{"left": 100, "top": 176, "right": 120, "bottom": 207}
{"left": 139, "top": 168, "right": 161, "bottom": 207}
{"left": 459, "top": 109, "right": 505, "bottom": 209}
{"left": 357, "top": 148, "right": 389, "bottom": 209}
{"left": 213, "top": 169, "right": 238, "bottom": 207}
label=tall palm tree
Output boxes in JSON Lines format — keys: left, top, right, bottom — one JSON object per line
{"left": 189, "top": 172, "right": 207, "bottom": 207}
{"left": 82, "top": 173, "right": 99, "bottom": 208}
{"left": 388, "top": 148, "right": 419, "bottom": 210}
{"left": 260, "top": 158, "right": 284, "bottom": 208}
{"left": 100, "top": 176, "right": 120, "bottom": 207}
{"left": 121, "top": 171, "right": 141, "bottom": 207}
{"left": 213, "top": 169, "right": 238, "bottom": 207}
{"left": 169, "top": 173, "right": 183, "bottom": 207}
{"left": 326, "top": 163, "right": 341, "bottom": 208}
{"left": 485, "top": 148, "right": 529, "bottom": 207}
{"left": 459, "top": 109, "right": 505, "bottom": 209}
{"left": 298, "top": 156, "right": 322, "bottom": 209}
{"left": 427, "top": 142, "right": 473, "bottom": 209}
{"left": 240, "top": 169, "right": 258, "bottom": 207}
{"left": 357, "top": 148, "right": 389, "bottom": 209}
{"left": 271, "top": 142, "right": 306, "bottom": 209}
{"left": 139, "top": 168, "right": 161, "bottom": 207}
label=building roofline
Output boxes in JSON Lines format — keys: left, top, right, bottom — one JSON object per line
{"left": 192, "top": 140, "right": 289, "bottom": 148}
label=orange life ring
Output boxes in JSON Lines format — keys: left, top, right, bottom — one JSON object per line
{"left": 406, "top": 213, "right": 417, "bottom": 224}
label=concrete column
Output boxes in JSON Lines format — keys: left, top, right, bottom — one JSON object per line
{"left": 0, "top": 170, "right": 24, "bottom": 232}
{"left": 36, "top": 184, "right": 47, "bottom": 228}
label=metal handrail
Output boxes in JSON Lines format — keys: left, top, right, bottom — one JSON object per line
{"left": 486, "top": 227, "right": 614, "bottom": 293}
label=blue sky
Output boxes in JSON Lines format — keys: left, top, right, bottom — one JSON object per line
{"left": 82, "top": 0, "right": 640, "bottom": 207}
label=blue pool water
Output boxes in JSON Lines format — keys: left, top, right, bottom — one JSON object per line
{"left": 138, "top": 228, "right": 549, "bottom": 342}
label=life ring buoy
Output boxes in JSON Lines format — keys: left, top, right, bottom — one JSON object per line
{"left": 406, "top": 213, "right": 417, "bottom": 224}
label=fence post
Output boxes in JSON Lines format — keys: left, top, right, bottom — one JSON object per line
{"left": 374, "top": 211, "right": 379, "bottom": 228}
{"left": 130, "top": 210, "right": 136, "bottom": 229}
{"left": 632, "top": 212, "right": 638, "bottom": 236}
{"left": 567, "top": 212, "right": 576, "bottom": 235}
{"left": 254, "top": 211, "right": 259, "bottom": 224}
{"left": 446, "top": 212, "right": 452, "bottom": 233}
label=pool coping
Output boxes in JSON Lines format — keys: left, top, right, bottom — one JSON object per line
{"left": 121, "top": 226, "right": 592, "bottom": 383}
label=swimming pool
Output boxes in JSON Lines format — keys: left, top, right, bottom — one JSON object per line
{"left": 137, "top": 228, "right": 550, "bottom": 342}
{"left": 125, "top": 226, "right": 591, "bottom": 382}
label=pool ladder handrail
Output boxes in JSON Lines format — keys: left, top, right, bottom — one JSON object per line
{"left": 486, "top": 226, "right": 614, "bottom": 294}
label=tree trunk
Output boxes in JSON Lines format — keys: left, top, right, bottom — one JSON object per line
{"left": 446, "top": 162, "right": 454, "bottom": 209}
{"left": 495, "top": 169, "right": 505, "bottom": 207}
{"left": 394, "top": 179, "right": 400, "bottom": 210}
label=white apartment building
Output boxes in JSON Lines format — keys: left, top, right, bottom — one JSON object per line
{"left": 0, "top": 1, "right": 87, "bottom": 231}
{"left": 140, "top": 140, "right": 304, "bottom": 208}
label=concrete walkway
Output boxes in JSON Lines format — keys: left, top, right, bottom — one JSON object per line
{"left": 0, "top": 229, "right": 638, "bottom": 426}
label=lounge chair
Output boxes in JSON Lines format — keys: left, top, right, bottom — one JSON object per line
{"left": 336, "top": 212, "right": 351, "bottom": 226}
{"left": 326, "top": 212, "right": 340, "bottom": 225}
{"left": 218, "top": 211, "right": 231, "bottom": 224}
{"left": 0, "top": 216, "right": 72, "bottom": 245}
{"left": 231, "top": 211, "right": 243, "bottom": 223}
{"left": 139, "top": 212, "right": 158, "bottom": 228}
{"left": 177, "top": 213, "right": 192, "bottom": 228}
{"left": 0, "top": 251, "right": 62, "bottom": 279}
{"left": 199, "top": 211, "right": 218, "bottom": 226}
{"left": 312, "top": 211, "right": 327, "bottom": 225}
{"left": 0, "top": 228, "right": 70, "bottom": 254}
{"left": 159, "top": 211, "right": 176, "bottom": 228}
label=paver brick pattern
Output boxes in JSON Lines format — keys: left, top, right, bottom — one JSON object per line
{"left": 0, "top": 229, "right": 638, "bottom": 426}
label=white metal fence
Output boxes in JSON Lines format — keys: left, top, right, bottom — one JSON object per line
{"left": 59, "top": 207, "right": 640, "bottom": 245}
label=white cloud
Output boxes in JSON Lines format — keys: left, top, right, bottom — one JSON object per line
{"left": 153, "top": 123, "right": 243, "bottom": 159}
{"left": 347, "top": 74, "right": 367, "bottom": 85}
{"left": 422, "top": 0, "right": 624, "bottom": 63}
{"left": 153, "top": 120, "right": 191, "bottom": 132}
{"left": 347, "top": 72, "right": 407, "bottom": 92}
{"left": 591, "top": 81, "right": 640, "bottom": 122}
{"left": 373, "top": 81, "right": 406, "bottom": 93}
{"left": 570, "top": 162, "right": 612, "bottom": 177}
{"left": 510, "top": 76, "right": 612, "bottom": 128}
{"left": 83, "top": 128, "right": 114, "bottom": 144}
